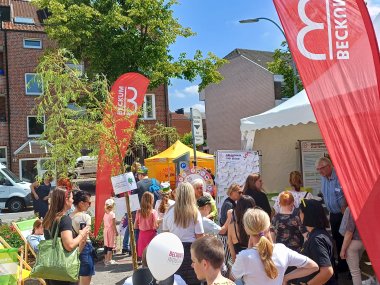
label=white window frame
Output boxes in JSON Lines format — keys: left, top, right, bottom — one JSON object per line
{"left": 27, "top": 115, "right": 45, "bottom": 138}
{"left": 23, "top": 38, "right": 42, "bottom": 49}
{"left": 25, "top": 73, "right": 43, "bottom": 95}
{"left": 142, "top": 94, "right": 156, "bottom": 120}
{"left": 19, "top": 157, "right": 52, "bottom": 182}
{"left": 0, "top": 146, "right": 7, "bottom": 166}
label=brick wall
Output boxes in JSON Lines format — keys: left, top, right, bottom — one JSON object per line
{"left": 6, "top": 31, "right": 50, "bottom": 172}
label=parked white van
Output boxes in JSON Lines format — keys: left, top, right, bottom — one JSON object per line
{"left": 0, "top": 163, "right": 32, "bottom": 212}
{"left": 72, "top": 156, "right": 97, "bottom": 178}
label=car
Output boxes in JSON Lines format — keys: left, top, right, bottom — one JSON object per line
{"left": 0, "top": 163, "right": 32, "bottom": 212}
{"left": 72, "top": 156, "right": 98, "bottom": 179}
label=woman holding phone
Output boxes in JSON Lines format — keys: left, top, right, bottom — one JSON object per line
{"left": 70, "top": 190, "right": 95, "bottom": 285}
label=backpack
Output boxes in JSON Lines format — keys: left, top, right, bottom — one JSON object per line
{"left": 149, "top": 178, "right": 161, "bottom": 203}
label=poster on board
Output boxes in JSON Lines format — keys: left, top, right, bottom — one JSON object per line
{"left": 300, "top": 140, "right": 329, "bottom": 195}
{"left": 215, "top": 150, "right": 260, "bottom": 210}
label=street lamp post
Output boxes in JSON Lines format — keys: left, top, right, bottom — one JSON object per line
{"left": 239, "top": 17, "right": 298, "bottom": 96}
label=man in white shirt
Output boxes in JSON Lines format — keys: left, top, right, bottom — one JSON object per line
{"left": 197, "top": 196, "right": 231, "bottom": 235}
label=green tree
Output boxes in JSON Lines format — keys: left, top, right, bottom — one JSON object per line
{"left": 34, "top": 0, "right": 226, "bottom": 89}
{"left": 180, "top": 132, "right": 193, "bottom": 147}
{"left": 267, "top": 41, "right": 303, "bottom": 98}
{"left": 35, "top": 49, "right": 178, "bottom": 176}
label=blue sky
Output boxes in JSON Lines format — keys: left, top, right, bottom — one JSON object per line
{"left": 168, "top": 0, "right": 380, "bottom": 113}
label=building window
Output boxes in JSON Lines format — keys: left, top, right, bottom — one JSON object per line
{"left": 0, "top": 146, "right": 7, "bottom": 166}
{"left": 27, "top": 116, "right": 45, "bottom": 137}
{"left": 23, "top": 38, "right": 42, "bottom": 49}
{"left": 25, "top": 73, "right": 43, "bottom": 95}
{"left": 143, "top": 94, "right": 156, "bottom": 120}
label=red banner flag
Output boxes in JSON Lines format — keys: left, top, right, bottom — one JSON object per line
{"left": 273, "top": 0, "right": 380, "bottom": 277}
{"left": 94, "top": 73, "right": 150, "bottom": 236}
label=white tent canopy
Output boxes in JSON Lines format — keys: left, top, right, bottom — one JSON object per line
{"left": 240, "top": 89, "right": 316, "bottom": 133}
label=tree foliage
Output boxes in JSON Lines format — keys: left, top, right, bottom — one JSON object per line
{"left": 35, "top": 49, "right": 179, "bottom": 175}
{"left": 180, "top": 132, "right": 193, "bottom": 147}
{"left": 267, "top": 41, "right": 303, "bottom": 98}
{"left": 33, "top": 0, "right": 226, "bottom": 89}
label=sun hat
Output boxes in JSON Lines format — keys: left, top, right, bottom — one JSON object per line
{"left": 160, "top": 182, "right": 172, "bottom": 194}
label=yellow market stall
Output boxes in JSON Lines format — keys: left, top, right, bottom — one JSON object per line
{"left": 144, "top": 140, "right": 215, "bottom": 188}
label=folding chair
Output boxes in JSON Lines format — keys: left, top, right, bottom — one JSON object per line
{"left": 0, "top": 236, "right": 45, "bottom": 285}
{"left": 12, "top": 218, "right": 38, "bottom": 263}
{"left": 0, "top": 247, "right": 20, "bottom": 284}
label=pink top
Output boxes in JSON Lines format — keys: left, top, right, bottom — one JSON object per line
{"left": 103, "top": 211, "right": 115, "bottom": 230}
{"left": 136, "top": 209, "right": 158, "bottom": 231}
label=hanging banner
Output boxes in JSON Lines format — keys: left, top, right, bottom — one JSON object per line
{"left": 94, "top": 73, "right": 150, "bottom": 236}
{"left": 273, "top": 0, "right": 380, "bottom": 277}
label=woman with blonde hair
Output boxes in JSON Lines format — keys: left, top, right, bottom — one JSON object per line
{"left": 273, "top": 171, "right": 313, "bottom": 213}
{"left": 231, "top": 208, "right": 318, "bottom": 285}
{"left": 42, "top": 187, "right": 89, "bottom": 285}
{"left": 163, "top": 182, "right": 204, "bottom": 285}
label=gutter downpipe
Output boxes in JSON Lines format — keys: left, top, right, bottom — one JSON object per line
{"left": 4, "top": 30, "right": 12, "bottom": 170}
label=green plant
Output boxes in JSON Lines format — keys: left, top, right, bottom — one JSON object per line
{"left": 0, "top": 224, "right": 23, "bottom": 248}
{"left": 89, "top": 218, "right": 104, "bottom": 249}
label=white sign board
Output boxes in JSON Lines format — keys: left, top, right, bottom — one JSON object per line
{"left": 215, "top": 150, "right": 260, "bottom": 209}
{"left": 111, "top": 172, "right": 137, "bottom": 195}
{"left": 114, "top": 194, "right": 141, "bottom": 221}
{"left": 192, "top": 108, "right": 204, "bottom": 145}
{"left": 300, "top": 140, "right": 328, "bottom": 195}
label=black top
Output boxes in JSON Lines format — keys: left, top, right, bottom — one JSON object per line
{"left": 33, "top": 182, "right": 51, "bottom": 218}
{"left": 245, "top": 189, "right": 272, "bottom": 218}
{"left": 44, "top": 215, "right": 74, "bottom": 239}
{"left": 296, "top": 228, "right": 337, "bottom": 285}
{"left": 220, "top": 197, "right": 235, "bottom": 226}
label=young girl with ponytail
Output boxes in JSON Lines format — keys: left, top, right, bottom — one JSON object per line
{"left": 231, "top": 208, "right": 318, "bottom": 285}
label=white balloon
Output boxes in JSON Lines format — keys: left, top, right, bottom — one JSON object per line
{"left": 146, "top": 232, "right": 184, "bottom": 281}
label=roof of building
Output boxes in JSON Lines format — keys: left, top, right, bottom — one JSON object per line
{"left": 2, "top": 0, "right": 45, "bottom": 32}
{"left": 224, "top": 49, "right": 274, "bottom": 69}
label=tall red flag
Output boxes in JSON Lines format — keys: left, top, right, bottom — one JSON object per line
{"left": 94, "top": 73, "right": 150, "bottom": 236}
{"left": 273, "top": 0, "right": 380, "bottom": 277}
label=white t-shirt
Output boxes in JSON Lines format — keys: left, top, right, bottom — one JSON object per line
{"left": 232, "top": 243, "right": 309, "bottom": 285}
{"left": 162, "top": 208, "right": 204, "bottom": 242}
{"left": 202, "top": 216, "right": 221, "bottom": 235}
{"left": 154, "top": 199, "right": 175, "bottom": 219}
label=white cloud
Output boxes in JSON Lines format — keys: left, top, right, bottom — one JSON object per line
{"left": 367, "top": 0, "right": 380, "bottom": 18}
{"left": 184, "top": 103, "right": 205, "bottom": 113}
{"left": 171, "top": 85, "right": 199, "bottom": 99}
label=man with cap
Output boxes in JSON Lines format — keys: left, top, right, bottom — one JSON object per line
{"left": 134, "top": 166, "right": 160, "bottom": 202}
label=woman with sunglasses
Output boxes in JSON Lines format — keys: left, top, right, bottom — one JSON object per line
{"left": 70, "top": 190, "right": 95, "bottom": 285}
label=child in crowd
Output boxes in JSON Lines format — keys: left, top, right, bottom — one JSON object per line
{"left": 103, "top": 198, "right": 118, "bottom": 265}
{"left": 135, "top": 191, "right": 158, "bottom": 259}
{"left": 26, "top": 219, "right": 45, "bottom": 253}
{"left": 271, "top": 191, "right": 305, "bottom": 252}
{"left": 191, "top": 236, "right": 235, "bottom": 285}
{"left": 155, "top": 182, "right": 175, "bottom": 233}
{"left": 197, "top": 196, "right": 231, "bottom": 235}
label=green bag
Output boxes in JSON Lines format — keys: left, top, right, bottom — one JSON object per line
{"left": 30, "top": 218, "right": 80, "bottom": 282}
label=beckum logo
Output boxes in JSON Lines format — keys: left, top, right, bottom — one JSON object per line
{"left": 297, "top": 0, "right": 349, "bottom": 60}
{"left": 117, "top": 86, "right": 138, "bottom": 115}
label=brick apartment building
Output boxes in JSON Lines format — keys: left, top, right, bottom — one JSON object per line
{"left": 0, "top": 0, "right": 169, "bottom": 182}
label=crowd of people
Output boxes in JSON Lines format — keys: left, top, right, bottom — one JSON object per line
{"left": 27, "top": 157, "right": 373, "bottom": 285}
